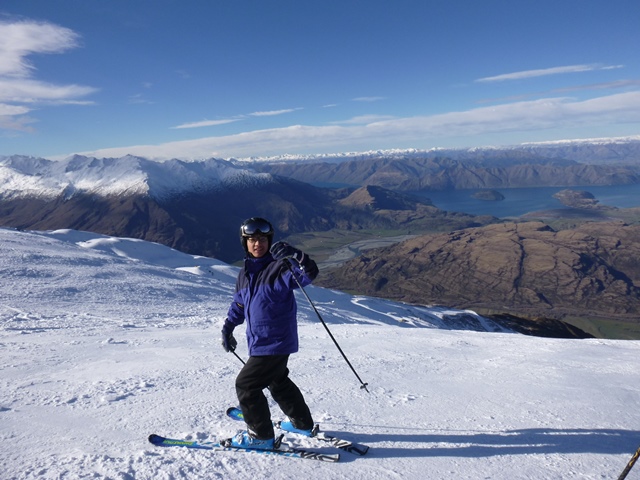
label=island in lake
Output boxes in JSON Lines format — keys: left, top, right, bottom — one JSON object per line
{"left": 472, "top": 190, "right": 505, "bottom": 201}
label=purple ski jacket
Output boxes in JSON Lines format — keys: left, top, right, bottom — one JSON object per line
{"left": 225, "top": 252, "right": 319, "bottom": 356}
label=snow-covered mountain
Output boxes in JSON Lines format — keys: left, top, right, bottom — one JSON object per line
{"left": 2, "top": 227, "right": 640, "bottom": 479}
{"left": 3, "top": 134, "right": 639, "bottom": 200}
{"left": 231, "top": 135, "right": 640, "bottom": 164}
{"left": 0, "top": 155, "right": 271, "bottom": 200}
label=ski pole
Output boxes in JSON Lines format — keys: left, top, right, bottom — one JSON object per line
{"left": 231, "top": 349, "right": 246, "bottom": 365}
{"left": 285, "top": 260, "right": 370, "bottom": 393}
{"left": 618, "top": 443, "right": 640, "bottom": 480}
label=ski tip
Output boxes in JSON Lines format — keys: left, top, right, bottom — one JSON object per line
{"left": 226, "top": 406, "right": 244, "bottom": 420}
{"left": 148, "top": 434, "right": 165, "bottom": 445}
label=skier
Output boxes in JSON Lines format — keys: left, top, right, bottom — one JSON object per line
{"left": 221, "top": 217, "right": 319, "bottom": 450}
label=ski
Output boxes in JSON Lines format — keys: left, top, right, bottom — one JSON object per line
{"left": 226, "top": 407, "right": 369, "bottom": 456}
{"left": 148, "top": 434, "right": 340, "bottom": 462}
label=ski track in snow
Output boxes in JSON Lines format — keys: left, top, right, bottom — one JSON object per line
{"left": 1, "top": 227, "right": 640, "bottom": 479}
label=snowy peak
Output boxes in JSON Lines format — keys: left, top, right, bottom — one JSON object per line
{"left": 232, "top": 135, "right": 640, "bottom": 164}
{"left": 0, "top": 155, "right": 271, "bottom": 200}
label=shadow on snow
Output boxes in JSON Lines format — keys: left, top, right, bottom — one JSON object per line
{"left": 326, "top": 427, "right": 640, "bottom": 459}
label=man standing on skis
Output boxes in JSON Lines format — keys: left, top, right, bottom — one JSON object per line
{"left": 221, "top": 217, "right": 318, "bottom": 450}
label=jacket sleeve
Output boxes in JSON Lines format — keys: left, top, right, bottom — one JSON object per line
{"left": 226, "top": 276, "right": 246, "bottom": 328}
{"left": 286, "top": 254, "right": 318, "bottom": 288}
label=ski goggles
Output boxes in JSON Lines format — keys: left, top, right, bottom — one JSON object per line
{"left": 241, "top": 219, "right": 273, "bottom": 237}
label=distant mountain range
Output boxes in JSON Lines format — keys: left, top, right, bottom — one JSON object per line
{"left": 235, "top": 135, "right": 640, "bottom": 165}
{"left": 250, "top": 142, "right": 640, "bottom": 190}
{"left": 1, "top": 137, "right": 639, "bottom": 336}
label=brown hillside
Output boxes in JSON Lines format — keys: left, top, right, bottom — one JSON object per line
{"left": 319, "top": 221, "right": 640, "bottom": 322}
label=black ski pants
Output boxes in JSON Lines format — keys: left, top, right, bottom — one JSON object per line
{"left": 235, "top": 354, "right": 313, "bottom": 440}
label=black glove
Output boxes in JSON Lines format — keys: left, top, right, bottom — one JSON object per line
{"left": 270, "top": 241, "right": 305, "bottom": 263}
{"left": 221, "top": 323, "right": 237, "bottom": 353}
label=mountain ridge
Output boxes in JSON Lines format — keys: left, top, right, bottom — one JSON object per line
{"left": 230, "top": 135, "right": 640, "bottom": 164}
{"left": 253, "top": 155, "right": 640, "bottom": 191}
{"left": 0, "top": 155, "right": 272, "bottom": 200}
{"left": 3, "top": 135, "right": 640, "bottom": 200}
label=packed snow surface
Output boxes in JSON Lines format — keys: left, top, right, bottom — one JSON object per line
{"left": 1, "top": 227, "right": 639, "bottom": 480}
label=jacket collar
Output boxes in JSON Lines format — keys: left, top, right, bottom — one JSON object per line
{"left": 244, "top": 253, "right": 274, "bottom": 274}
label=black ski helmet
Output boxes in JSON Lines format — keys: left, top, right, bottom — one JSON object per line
{"left": 239, "top": 217, "right": 274, "bottom": 253}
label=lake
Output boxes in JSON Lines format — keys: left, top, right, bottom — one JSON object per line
{"left": 411, "top": 184, "right": 640, "bottom": 218}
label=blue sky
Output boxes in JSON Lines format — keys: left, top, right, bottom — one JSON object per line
{"left": 1, "top": 0, "right": 640, "bottom": 160}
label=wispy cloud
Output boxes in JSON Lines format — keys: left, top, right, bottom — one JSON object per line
{"left": 330, "top": 114, "right": 396, "bottom": 125}
{"left": 476, "top": 64, "right": 624, "bottom": 83}
{"left": 249, "top": 108, "right": 302, "bottom": 117}
{"left": 352, "top": 96, "right": 386, "bottom": 102}
{"left": 477, "top": 79, "right": 640, "bottom": 105}
{"left": 79, "top": 91, "right": 640, "bottom": 160}
{"left": 0, "top": 20, "right": 97, "bottom": 132}
{"left": 171, "top": 118, "right": 241, "bottom": 129}
{"left": 0, "top": 103, "right": 35, "bottom": 132}
{"left": 128, "top": 93, "right": 154, "bottom": 105}
{"left": 0, "top": 78, "right": 96, "bottom": 104}
{"left": 552, "top": 78, "right": 640, "bottom": 93}
{"left": 0, "top": 20, "right": 79, "bottom": 77}
{"left": 172, "top": 107, "right": 301, "bottom": 129}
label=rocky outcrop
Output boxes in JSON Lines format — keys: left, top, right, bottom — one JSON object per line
{"left": 319, "top": 221, "right": 640, "bottom": 322}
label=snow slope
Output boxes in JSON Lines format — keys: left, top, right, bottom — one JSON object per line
{"left": 1, "top": 228, "right": 639, "bottom": 480}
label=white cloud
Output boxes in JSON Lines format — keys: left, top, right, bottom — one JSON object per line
{"left": 352, "top": 96, "right": 386, "bottom": 102}
{"left": 171, "top": 118, "right": 241, "bottom": 129}
{"left": 249, "top": 108, "right": 302, "bottom": 117}
{"left": 0, "top": 20, "right": 79, "bottom": 77}
{"left": 0, "top": 104, "right": 35, "bottom": 132}
{"left": 366, "top": 91, "right": 640, "bottom": 140}
{"left": 76, "top": 91, "right": 640, "bottom": 160}
{"left": 477, "top": 79, "right": 640, "bottom": 104}
{"left": 128, "top": 94, "right": 154, "bottom": 105}
{"left": 0, "top": 20, "right": 96, "bottom": 132}
{"left": 552, "top": 79, "right": 640, "bottom": 93}
{"left": 0, "top": 103, "right": 30, "bottom": 116}
{"left": 330, "top": 114, "right": 396, "bottom": 125}
{"left": 476, "top": 64, "right": 624, "bottom": 83}
{"left": 171, "top": 107, "right": 302, "bottom": 130}
{"left": 0, "top": 78, "right": 97, "bottom": 104}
